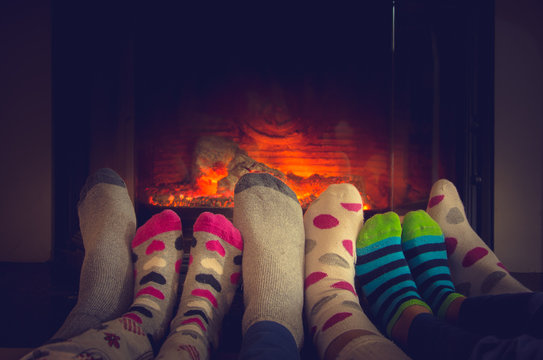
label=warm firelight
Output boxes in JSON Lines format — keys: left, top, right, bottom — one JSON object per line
{"left": 195, "top": 164, "right": 229, "bottom": 196}
{"left": 147, "top": 164, "right": 371, "bottom": 210}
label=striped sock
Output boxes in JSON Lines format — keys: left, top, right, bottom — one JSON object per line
{"left": 355, "top": 212, "right": 430, "bottom": 336}
{"left": 401, "top": 210, "right": 464, "bottom": 318}
{"left": 156, "top": 212, "right": 243, "bottom": 360}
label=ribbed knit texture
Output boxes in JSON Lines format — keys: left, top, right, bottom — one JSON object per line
{"left": 51, "top": 168, "right": 136, "bottom": 341}
{"left": 233, "top": 173, "right": 305, "bottom": 348}
{"left": 24, "top": 209, "right": 183, "bottom": 360}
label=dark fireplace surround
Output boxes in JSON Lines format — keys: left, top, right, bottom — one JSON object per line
{"left": 53, "top": 1, "right": 494, "bottom": 251}
{"left": 46, "top": 1, "right": 494, "bottom": 352}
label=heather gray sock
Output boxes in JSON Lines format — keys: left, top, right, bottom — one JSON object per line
{"left": 28, "top": 209, "right": 183, "bottom": 360}
{"left": 233, "top": 173, "right": 305, "bottom": 348}
{"left": 51, "top": 168, "right": 136, "bottom": 341}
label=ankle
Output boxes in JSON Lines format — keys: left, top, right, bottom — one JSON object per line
{"left": 324, "top": 329, "right": 376, "bottom": 360}
{"left": 391, "top": 305, "right": 431, "bottom": 348}
{"left": 445, "top": 296, "right": 466, "bottom": 324}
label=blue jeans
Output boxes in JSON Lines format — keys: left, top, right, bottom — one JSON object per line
{"left": 239, "top": 321, "right": 300, "bottom": 360}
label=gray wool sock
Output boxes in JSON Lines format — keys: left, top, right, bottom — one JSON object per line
{"left": 51, "top": 168, "right": 137, "bottom": 341}
{"left": 233, "top": 173, "right": 305, "bottom": 348}
{"left": 27, "top": 209, "right": 183, "bottom": 360}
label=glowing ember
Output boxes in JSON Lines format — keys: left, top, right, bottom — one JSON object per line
{"left": 146, "top": 136, "right": 373, "bottom": 209}
{"left": 195, "top": 164, "right": 229, "bottom": 196}
{"left": 147, "top": 168, "right": 372, "bottom": 209}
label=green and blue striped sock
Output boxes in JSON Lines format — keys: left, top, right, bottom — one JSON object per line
{"left": 401, "top": 210, "right": 464, "bottom": 319}
{"left": 355, "top": 212, "right": 430, "bottom": 336}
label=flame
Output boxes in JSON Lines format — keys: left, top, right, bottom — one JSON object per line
{"left": 195, "top": 164, "right": 229, "bottom": 195}
{"left": 146, "top": 163, "right": 371, "bottom": 209}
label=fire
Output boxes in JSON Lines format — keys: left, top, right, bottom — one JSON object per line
{"left": 147, "top": 164, "right": 371, "bottom": 210}
{"left": 195, "top": 164, "right": 229, "bottom": 196}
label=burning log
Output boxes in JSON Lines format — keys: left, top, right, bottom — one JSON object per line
{"left": 192, "top": 136, "right": 286, "bottom": 195}
{"left": 147, "top": 136, "right": 372, "bottom": 209}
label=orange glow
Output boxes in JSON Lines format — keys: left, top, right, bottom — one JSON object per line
{"left": 195, "top": 164, "right": 229, "bottom": 195}
{"left": 146, "top": 162, "right": 371, "bottom": 210}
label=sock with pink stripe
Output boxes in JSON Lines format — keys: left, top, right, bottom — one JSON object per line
{"left": 124, "top": 209, "right": 184, "bottom": 350}
{"left": 21, "top": 209, "right": 184, "bottom": 360}
{"left": 426, "top": 179, "right": 530, "bottom": 296}
{"left": 156, "top": 212, "right": 243, "bottom": 360}
{"left": 304, "top": 184, "right": 408, "bottom": 359}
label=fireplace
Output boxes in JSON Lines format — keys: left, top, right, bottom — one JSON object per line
{"left": 52, "top": 1, "right": 494, "bottom": 265}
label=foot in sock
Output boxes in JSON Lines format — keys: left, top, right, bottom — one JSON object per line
{"left": 305, "top": 184, "right": 408, "bottom": 359}
{"left": 156, "top": 212, "right": 243, "bottom": 360}
{"left": 233, "top": 173, "right": 305, "bottom": 348}
{"left": 124, "top": 209, "right": 184, "bottom": 349}
{"left": 426, "top": 179, "right": 530, "bottom": 296}
{"left": 355, "top": 212, "right": 431, "bottom": 336}
{"left": 401, "top": 210, "right": 464, "bottom": 318}
{"left": 51, "top": 168, "right": 136, "bottom": 341}
{"left": 23, "top": 209, "right": 184, "bottom": 359}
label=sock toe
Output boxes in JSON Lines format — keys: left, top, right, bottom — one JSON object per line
{"left": 401, "top": 210, "right": 442, "bottom": 242}
{"left": 132, "top": 210, "right": 182, "bottom": 249}
{"left": 79, "top": 168, "right": 127, "bottom": 204}
{"left": 234, "top": 172, "right": 297, "bottom": 201}
{"left": 193, "top": 212, "right": 243, "bottom": 251}
{"left": 357, "top": 212, "right": 401, "bottom": 248}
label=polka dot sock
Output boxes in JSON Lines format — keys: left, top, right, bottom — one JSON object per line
{"left": 233, "top": 173, "right": 305, "bottom": 349}
{"left": 124, "top": 209, "right": 184, "bottom": 349}
{"left": 401, "top": 210, "right": 464, "bottom": 318}
{"left": 305, "top": 184, "right": 406, "bottom": 359}
{"left": 51, "top": 168, "right": 136, "bottom": 341}
{"left": 156, "top": 212, "right": 243, "bottom": 360}
{"left": 355, "top": 212, "right": 430, "bottom": 336}
{"left": 23, "top": 210, "right": 184, "bottom": 360}
{"left": 426, "top": 179, "right": 530, "bottom": 296}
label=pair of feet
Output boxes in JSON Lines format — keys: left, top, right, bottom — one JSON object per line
{"left": 41, "top": 170, "right": 528, "bottom": 360}
{"left": 45, "top": 169, "right": 243, "bottom": 359}
{"left": 303, "top": 178, "right": 530, "bottom": 359}
{"left": 353, "top": 179, "right": 530, "bottom": 349}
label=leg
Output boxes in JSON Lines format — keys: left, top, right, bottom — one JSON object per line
{"left": 157, "top": 212, "right": 243, "bottom": 359}
{"left": 51, "top": 168, "right": 136, "bottom": 341}
{"left": 426, "top": 179, "right": 530, "bottom": 296}
{"left": 355, "top": 212, "right": 483, "bottom": 360}
{"left": 304, "top": 184, "right": 408, "bottom": 360}
{"left": 239, "top": 321, "right": 300, "bottom": 360}
{"left": 22, "top": 209, "right": 184, "bottom": 359}
{"left": 409, "top": 313, "right": 543, "bottom": 360}
{"left": 234, "top": 173, "right": 304, "bottom": 358}
{"left": 458, "top": 292, "right": 543, "bottom": 339}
